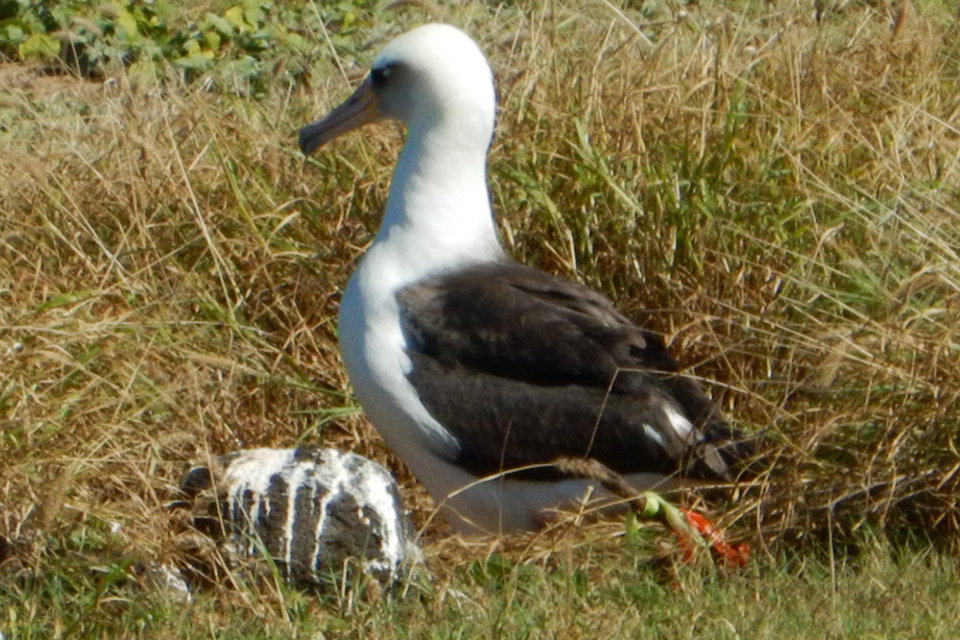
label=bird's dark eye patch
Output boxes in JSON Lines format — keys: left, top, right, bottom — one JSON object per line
{"left": 371, "top": 64, "right": 395, "bottom": 88}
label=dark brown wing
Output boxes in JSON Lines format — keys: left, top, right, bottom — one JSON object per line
{"left": 397, "top": 260, "right": 741, "bottom": 480}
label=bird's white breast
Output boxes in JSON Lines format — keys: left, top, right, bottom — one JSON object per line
{"left": 338, "top": 243, "right": 462, "bottom": 462}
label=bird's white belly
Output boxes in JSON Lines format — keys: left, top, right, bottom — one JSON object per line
{"left": 415, "top": 468, "right": 679, "bottom": 534}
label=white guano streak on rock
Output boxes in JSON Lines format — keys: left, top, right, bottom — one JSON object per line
{"left": 224, "top": 448, "right": 297, "bottom": 555}
{"left": 310, "top": 450, "right": 353, "bottom": 574}
{"left": 344, "top": 453, "right": 406, "bottom": 573}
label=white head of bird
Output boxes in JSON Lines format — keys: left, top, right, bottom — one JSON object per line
{"left": 299, "top": 24, "right": 502, "bottom": 273}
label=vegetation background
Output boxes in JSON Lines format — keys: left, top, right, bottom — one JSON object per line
{"left": 2, "top": 0, "right": 960, "bottom": 637}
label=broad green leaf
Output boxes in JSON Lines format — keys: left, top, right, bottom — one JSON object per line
{"left": 112, "top": 3, "right": 141, "bottom": 42}
{"left": 204, "top": 11, "right": 233, "bottom": 37}
{"left": 175, "top": 51, "right": 214, "bottom": 71}
{"left": 183, "top": 38, "right": 201, "bottom": 55}
{"left": 18, "top": 32, "right": 59, "bottom": 60}
{"left": 202, "top": 29, "right": 221, "bottom": 51}
{"left": 2, "top": 24, "right": 25, "bottom": 44}
{"left": 283, "top": 31, "right": 309, "bottom": 53}
{"left": 242, "top": 2, "right": 264, "bottom": 26}
{"left": 224, "top": 5, "right": 248, "bottom": 32}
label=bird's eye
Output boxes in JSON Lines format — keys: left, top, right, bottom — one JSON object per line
{"left": 371, "top": 65, "right": 394, "bottom": 88}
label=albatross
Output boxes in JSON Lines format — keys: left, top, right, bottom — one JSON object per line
{"left": 299, "top": 23, "right": 746, "bottom": 534}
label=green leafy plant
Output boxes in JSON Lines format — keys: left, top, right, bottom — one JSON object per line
{"left": 0, "top": 0, "right": 377, "bottom": 92}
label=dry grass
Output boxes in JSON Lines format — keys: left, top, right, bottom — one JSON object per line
{"left": 2, "top": 0, "right": 960, "bottom": 636}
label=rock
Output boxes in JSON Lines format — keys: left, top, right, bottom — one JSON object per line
{"left": 177, "top": 447, "right": 417, "bottom": 588}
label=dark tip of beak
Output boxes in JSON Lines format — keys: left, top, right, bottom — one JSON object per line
{"left": 298, "top": 125, "right": 323, "bottom": 156}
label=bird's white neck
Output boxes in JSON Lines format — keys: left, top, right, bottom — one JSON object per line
{"left": 372, "top": 118, "right": 503, "bottom": 280}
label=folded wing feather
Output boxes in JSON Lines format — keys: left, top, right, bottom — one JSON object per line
{"left": 396, "top": 260, "right": 740, "bottom": 481}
